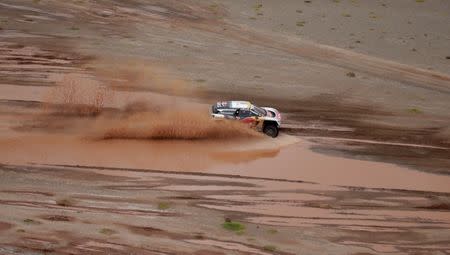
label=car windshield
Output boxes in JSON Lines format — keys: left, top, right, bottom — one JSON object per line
{"left": 251, "top": 105, "right": 266, "bottom": 116}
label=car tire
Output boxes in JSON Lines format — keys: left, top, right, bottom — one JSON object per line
{"left": 263, "top": 123, "right": 278, "bottom": 138}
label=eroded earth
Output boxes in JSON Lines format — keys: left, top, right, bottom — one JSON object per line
{"left": 1, "top": 0, "right": 449, "bottom": 254}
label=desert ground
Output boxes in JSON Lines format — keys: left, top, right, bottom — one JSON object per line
{"left": 0, "top": 0, "right": 449, "bottom": 254}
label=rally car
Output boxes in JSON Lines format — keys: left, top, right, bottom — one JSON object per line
{"left": 211, "top": 101, "right": 282, "bottom": 137}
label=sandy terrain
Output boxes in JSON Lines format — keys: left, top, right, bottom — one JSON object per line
{"left": 1, "top": 164, "right": 449, "bottom": 254}
{"left": 0, "top": 0, "right": 449, "bottom": 254}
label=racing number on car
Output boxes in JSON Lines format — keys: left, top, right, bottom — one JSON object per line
{"left": 217, "top": 101, "right": 228, "bottom": 107}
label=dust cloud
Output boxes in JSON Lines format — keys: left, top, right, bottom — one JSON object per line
{"left": 43, "top": 74, "right": 114, "bottom": 117}
{"left": 0, "top": 70, "right": 269, "bottom": 171}
{"left": 0, "top": 65, "right": 269, "bottom": 172}
{"left": 39, "top": 72, "right": 261, "bottom": 141}
{"left": 92, "top": 105, "right": 261, "bottom": 140}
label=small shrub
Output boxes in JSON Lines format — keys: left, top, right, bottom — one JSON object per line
{"left": 43, "top": 215, "right": 71, "bottom": 221}
{"left": 194, "top": 233, "right": 204, "bottom": 239}
{"left": 23, "top": 219, "right": 41, "bottom": 225}
{"left": 296, "top": 21, "right": 306, "bottom": 27}
{"left": 263, "top": 245, "right": 277, "bottom": 252}
{"left": 253, "top": 4, "right": 263, "bottom": 12}
{"left": 342, "top": 13, "right": 351, "bottom": 17}
{"left": 56, "top": 198, "right": 74, "bottom": 207}
{"left": 267, "top": 229, "right": 278, "bottom": 234}
{"left": 408, "top": 108, "right": 422, "bottom": 114}
{"left": 253, "top": 4, "right": 263, "bottom": 16}
{"left": 346, "top": 72, "right": 356, "bottom": 78}
{"left": 210, "top": 4, "right": 218, "bottom": 9}
{"left": 222, "top": 220, "right": 245, "bottom": 232}
{"left": 99, "top": 228, "right": 116, "bottom": 235}
{"left": 157, "top": 202, "right": 170, "bottom": 210}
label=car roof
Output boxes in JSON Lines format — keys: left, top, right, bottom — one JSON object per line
{"left": 215, "top": 101, "right": 252, "bottom": 109}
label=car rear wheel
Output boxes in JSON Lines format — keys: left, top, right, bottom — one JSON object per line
{"left": 263, "top": 124, "right": 278, "bottom": 138}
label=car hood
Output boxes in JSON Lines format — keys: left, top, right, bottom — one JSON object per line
{"left": 262, "top": 107, "right": 281, "bottom": 121}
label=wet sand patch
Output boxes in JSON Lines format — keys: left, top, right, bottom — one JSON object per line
{"left": 0, "top": 222, "right": 13, "bottom": 232}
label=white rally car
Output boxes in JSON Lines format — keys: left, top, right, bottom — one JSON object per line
{"left": 211, "top": 101, "right": 282, "bottom": 137}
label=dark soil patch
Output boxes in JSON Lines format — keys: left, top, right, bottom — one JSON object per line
{"left": 0, "top": 221, "right": 13, "bottom": 232}
{"left": 41, "top": 215, "right": 74, "bottom": 222}
{"left": 126, "top": 225, "right": 187, "bottom": 239}
{"left": 417, "top": 203, "right": 450, "bottom": 210}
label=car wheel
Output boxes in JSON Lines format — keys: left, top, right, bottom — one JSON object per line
{"left": 263, "top": 124, "right": 278, "bottom": 138}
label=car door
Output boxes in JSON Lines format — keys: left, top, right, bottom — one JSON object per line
{"left": 238, "top": 110, "right": 257, "bottom": 125}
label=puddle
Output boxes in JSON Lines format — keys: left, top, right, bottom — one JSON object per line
{"left": 208, "top": 140, "right": 450, "bottom": 193}
{"left": 1, "top": 134, "right": 449, "bottom": 193}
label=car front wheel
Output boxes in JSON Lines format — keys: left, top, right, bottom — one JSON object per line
{"left": 263, "top": 124, "right": 278, "bottom": 138}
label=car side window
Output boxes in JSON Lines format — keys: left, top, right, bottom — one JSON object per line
{"left": 221, "top": 110, "right": 235, "bottom": 117}
{"left": 238, "top": 110, "right": 252, "bottom": 118}
{"left": 250, "top": 110, "right": 260, "bottom": 117}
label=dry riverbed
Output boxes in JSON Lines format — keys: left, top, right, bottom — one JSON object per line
{"left": 0, "top": 0, "right": 449, "bottom": 254}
